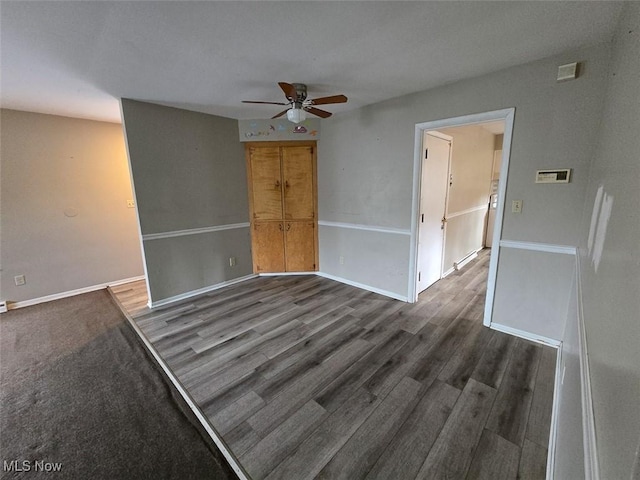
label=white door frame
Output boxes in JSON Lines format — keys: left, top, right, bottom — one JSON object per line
{"left": 408, "top": 108, "right": 515, "bottom": 328}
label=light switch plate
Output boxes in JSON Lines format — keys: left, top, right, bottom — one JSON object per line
{"left": 512, "top": 200, "right": 523, "bottom": 213}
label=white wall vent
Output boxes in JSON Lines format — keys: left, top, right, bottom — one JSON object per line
{"left": 557, "top": 62, "right": 579, "bottom": 82}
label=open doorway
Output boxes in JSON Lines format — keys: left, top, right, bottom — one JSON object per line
{"left": 409, "top": 109, "right": 515, "bottom": 327}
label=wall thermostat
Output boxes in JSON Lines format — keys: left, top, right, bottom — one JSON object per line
{"left": 536, "top": 169, "right": 571, "bottom": 184}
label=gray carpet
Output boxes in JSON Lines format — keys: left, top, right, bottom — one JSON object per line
{"left": 0, "top": 290, "right": 237, "bottom": 479}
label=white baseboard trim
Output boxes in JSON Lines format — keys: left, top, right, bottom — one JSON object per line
{"left": 7, "top": 275, "right": 146, "bottom": 310}
{"left": 108, "top": 290, "right": 250, "bottom": 480}
{"left": 316, "top": 272, "right": 408, "bottom": 302}
{"left": 489, "top": 322, "right": 561, "bottom": 348}
{"left": 575, "top": 257, "right": 599, "bottom": 480}
{"left": 149, "top": 274, "right": 257, "bottom": 309}
{"left": 442, "top": 266, "right": 456, "bottom": 278}
{"left": 453, "top": 249, "right": 481, "bottom": 271}
{"left": 547, "top": 340, "right": 564, "bottom": 479}
{"left": 441, "top": 248, "right": 483, "bottom": 280}
{"left": 108, "top": 276, "right": 147, "bottom": 287}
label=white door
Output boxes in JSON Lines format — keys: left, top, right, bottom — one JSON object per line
{"left": 417, "top": 132, "right": 451, "bottom": 293}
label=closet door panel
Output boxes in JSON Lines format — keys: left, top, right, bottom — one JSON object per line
{"left": 249, "top": 147, "right": 283, "bottom": 220}
{"left": 285, "top": 221, "right": 316, "bottom": 272}
{"left": 252, "top": 222, "right": 285, "bottom": 273}
{"left": 282, "top": 146, "right": 315, "bottom": 220}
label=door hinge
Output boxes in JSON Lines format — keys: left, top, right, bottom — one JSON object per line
{"left": 421, "top": 213, "right": 424, "bottom": 223}
{"left": 418, "top": 272, "right": 421, "bottom": 282}
{"left": 425, "top": 149, "right": 428, "bottom": 159}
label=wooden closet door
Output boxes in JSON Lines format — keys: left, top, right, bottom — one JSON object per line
{"left": 284, "top": 221, "right": 317, "bottom": 272}
{"left": 282, "top": 146, "right": 315, "bottom": 220}
{"left": 252, "top": 222, "right": 285, "bottom": 273}
{"left": 249, "top": 147, "right": 283, "bottom": 220}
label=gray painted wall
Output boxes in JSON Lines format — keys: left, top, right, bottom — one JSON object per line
{"left": 576, "top": 3, "right": 640, "bottom": 477}
{"left": 318, "top": 42, "right": 611, "bottom": 332}
{"left": 318, "top": 226, "right": 410, "bottom": 299}
{"left": 492, "top": 247, "right": 575, "bottom": 340}
{"left": 0, "top": 110, "right": 144, "bottom": 303}
{"left": 144, "top": 229, "right": 252, "bottom": 302}
{"left": 121, "top": 100, "right": 251, "bottom": 304}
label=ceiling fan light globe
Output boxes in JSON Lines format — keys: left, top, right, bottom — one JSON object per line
{"left": 287, "top": 108, "right": 306, "bottom": 123}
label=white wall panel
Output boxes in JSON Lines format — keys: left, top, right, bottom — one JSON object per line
{"left": 492, "top": 246, "right": 575, "bottom": 341}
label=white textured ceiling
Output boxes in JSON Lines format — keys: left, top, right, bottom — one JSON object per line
{"left": 0, "top": 1, "right": 623, "bottom": 124}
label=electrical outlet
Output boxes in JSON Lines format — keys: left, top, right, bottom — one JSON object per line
{"left": 512, "top": 200, "right": 523, "bottom": 213}
{"left": 339, "top": 256, "right": 344, "bottom": 265}
{"left": 229, "top": 257, "right": 236, "bottom": 267}
{"left": 126, "top": 200, "right": 135, "bottom": 208}
{"left": 14, "top": 275, "right": 26, "bottom": 286}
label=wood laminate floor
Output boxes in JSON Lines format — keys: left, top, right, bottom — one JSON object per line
{"left": 110, "top": 250, "right": 555, "bottom": 480}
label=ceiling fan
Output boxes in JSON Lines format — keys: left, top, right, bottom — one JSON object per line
{"left": 242, "top": 82, "right": 347, "bottom": 123}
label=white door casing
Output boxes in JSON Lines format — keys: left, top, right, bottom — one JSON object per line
{"left": 485, "top": 149, "right": 502, "bottom": 248}
{"left": 409, "top": 108, "right": 515, "bottom": 329}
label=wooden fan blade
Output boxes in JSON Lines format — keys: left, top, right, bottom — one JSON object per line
{"left": 242, "top": 100, "right": 288, "bottom": 105}
{"left": 309, "top": 94, "right": 348, "bottom": 106}
{"left": 271, "top": 109, "right": 289, "bottom": 119}
{"left": 305, "top": 106, "right": 332, "bottom": 118}
{"left": 278, "top": 82, "right": 297, "bottom": 100}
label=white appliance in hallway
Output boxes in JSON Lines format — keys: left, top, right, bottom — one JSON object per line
{"left": 485, "top": 148, "right": 502, "bottom": 248}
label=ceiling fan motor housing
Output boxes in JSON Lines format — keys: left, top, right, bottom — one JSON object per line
{"left": 291, "top": 83, "right": 307, "bottom": 104}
